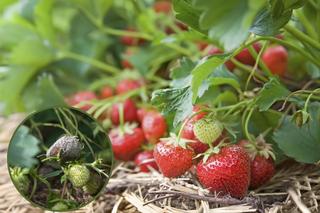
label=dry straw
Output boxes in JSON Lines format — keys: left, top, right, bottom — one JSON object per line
{"left": 0, "top": 114, "right": 319, "bottom": 213}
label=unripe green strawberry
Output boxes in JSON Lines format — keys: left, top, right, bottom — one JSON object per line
{"left": 67, "top": 164, "right": 90, "bottom": 188}
{"left": 10, "top": 167, "right": 30, "bottom": 194}
{"left": 193, "top": 119, "right": 223, "bottom": 144}
{"left": 83, "top": 172, "right": 103, "bottom": 195}
{"left": 52, "top": 202, "right": 68, "bottom": 211}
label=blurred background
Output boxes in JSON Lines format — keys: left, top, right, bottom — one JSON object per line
{"left": 0, "top": 0, "right": 196, "bottom": 116}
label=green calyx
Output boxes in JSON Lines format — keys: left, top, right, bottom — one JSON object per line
{"left": 247, "top": 135, "right": 276, "bottom": 161}
{"left": 160, "top": 133, "right": 194, "bottom": 149}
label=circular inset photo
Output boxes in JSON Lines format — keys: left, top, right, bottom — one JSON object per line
{"left": 7, "top": 107, "right": 113, "bottom": 211}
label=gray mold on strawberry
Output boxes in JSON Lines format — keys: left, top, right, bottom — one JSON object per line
{"left": 46, "top": 135, "right": 83, "bottom": 162}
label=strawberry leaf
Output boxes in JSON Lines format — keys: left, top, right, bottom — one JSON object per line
{"left": 170, "top": 57, "right": 196, "bottom": 88}
{"left": 250, "top": 0, "right": 305, "bottom": 36}
{"left": 22, "top": 74, "right": 66, "bottom": 112}
{"left": 273, "top": 103, "right": 320, "bottom": 164}
{"left": 191, "top": 56, "right": 225, "bottom": 102}
{"left": 255, "top": 78, "right": 290, "bottom": 111}
{"left": 151, "top": 86, "right": 193, "bottom": 127}
{"left": 191, "top": 0, "right": 263, "bottom": 51}
{"left": 8, "top": 125, "right": 41, "bottom": 168}
{"left": 172, "top": 0, "right": 204, "bottom": 33}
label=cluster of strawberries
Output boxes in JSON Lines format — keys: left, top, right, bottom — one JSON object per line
{"left": 65, "top": 78, "right": 167, "bottom": 173}
{"left": 64, "top": 0, "right": 282, "bottom": 199}
{"left": 153, "top": 106, "right": 275, "bottom": 199}
{"left": 67, "top": 86, "right": 275, "bottom": 199}
{"left": 202, "top": 41, "right": 288, "bottom": 77}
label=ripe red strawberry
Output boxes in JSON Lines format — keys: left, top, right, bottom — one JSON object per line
{"left": 262, "top": 45, "right": 288, "bottom": 76}
{"left": 153, "top": 1, "right": 171, "bottom": 14}
{"left": 134, "top": 151, "right": 159, "bottom": 172}
{"left": 121, "top": 28, "right": 145, "bottom": 46}
{"left": 142, "top": 111, "right": 167, "bottom": 143}
{"left": 238, "top": 139, "right": 275, "bottom": 189}
{"left": 66, "top": 91, "right": 97, "bottom": 111}
{"left": 235, "top": 43, "right": 261, "bottom": 66}
{"left": 137, "top": 108, "right": 148, "bottom": 123}
{"left": 154, "top": 140, "right": 194, "bottom": 178}
{"left": 121, "top": 59, "right": 133, "bottom": 69}
{"left": 208, "top": 47, "right": 235, "bottom": 71}
{"left": 99, "top": 86, "right": 113, "bottom": 99}
{"left": 196, "top": 145, "right": 251, "bottom": 198}
{"left": 116, "top": 79, "right": 142, "bottom": 94}
{"left": 110, "top": 99, "right": 138, "bottom": 125}
{"left": 250, "top": 156, "right": 275, "bottom": 189}
{"left": 109, "top": 126, "right": 145, "bottom": 161}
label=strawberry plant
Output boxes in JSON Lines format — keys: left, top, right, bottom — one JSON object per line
{"left": 8, "top": 108, "right": 112, "bottom": 210}
{"left": 1, "top": 0, "right": 320, "bottom": 211}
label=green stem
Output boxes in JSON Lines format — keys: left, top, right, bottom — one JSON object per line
{"left": 119, "top": 103, "right": 125, "bottom": 134}
{"left": 164, "top": 43, "right": 193, "bottom": 56}
{"left": 230, "top": 59, "right": 268, "bottom": 82}
{"left": 214, "top": 100, "right": 251, "bottom": 112}
{"left": 299, "top": 93, "right": 320, "bottom": 102}
{"left": 244, "top": 107, "right": 255, "bottom": 142}
{"left": 59, "top": 51, "right": 120, "bottom": 75}
{"left": 245, "top": 41, "right": 270, "bottom": 90}
{"left": 294, "top": 10, "right": 318, "bottom": 40}
{"left": 284, "top": 25, "right": 320, "bottom": 50}
{"left": 248, "top": 41, "right": 272, "bottom": 77}
{"left": 102, "top": 27, "right": 153, "bottom": 40}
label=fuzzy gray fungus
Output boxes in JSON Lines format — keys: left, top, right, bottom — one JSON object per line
{"left": 46, "top": 135, "right": 83, "bottom": 162}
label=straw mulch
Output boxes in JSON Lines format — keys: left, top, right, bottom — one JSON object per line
{"left": 0, "top": 114, "right": 319, "bottom": 213}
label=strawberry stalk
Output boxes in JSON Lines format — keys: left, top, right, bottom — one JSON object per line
{"left": 247, "top": 41, "right": 271, "bottom": 77}
{"left": 119, "top": 103, "right": 125, "bottom": 135}
{"left": 243, "top": 106, "right": 256, "bottom": 143}
{"left": 245, "top": 41, "right": 271, "bottom": 90}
